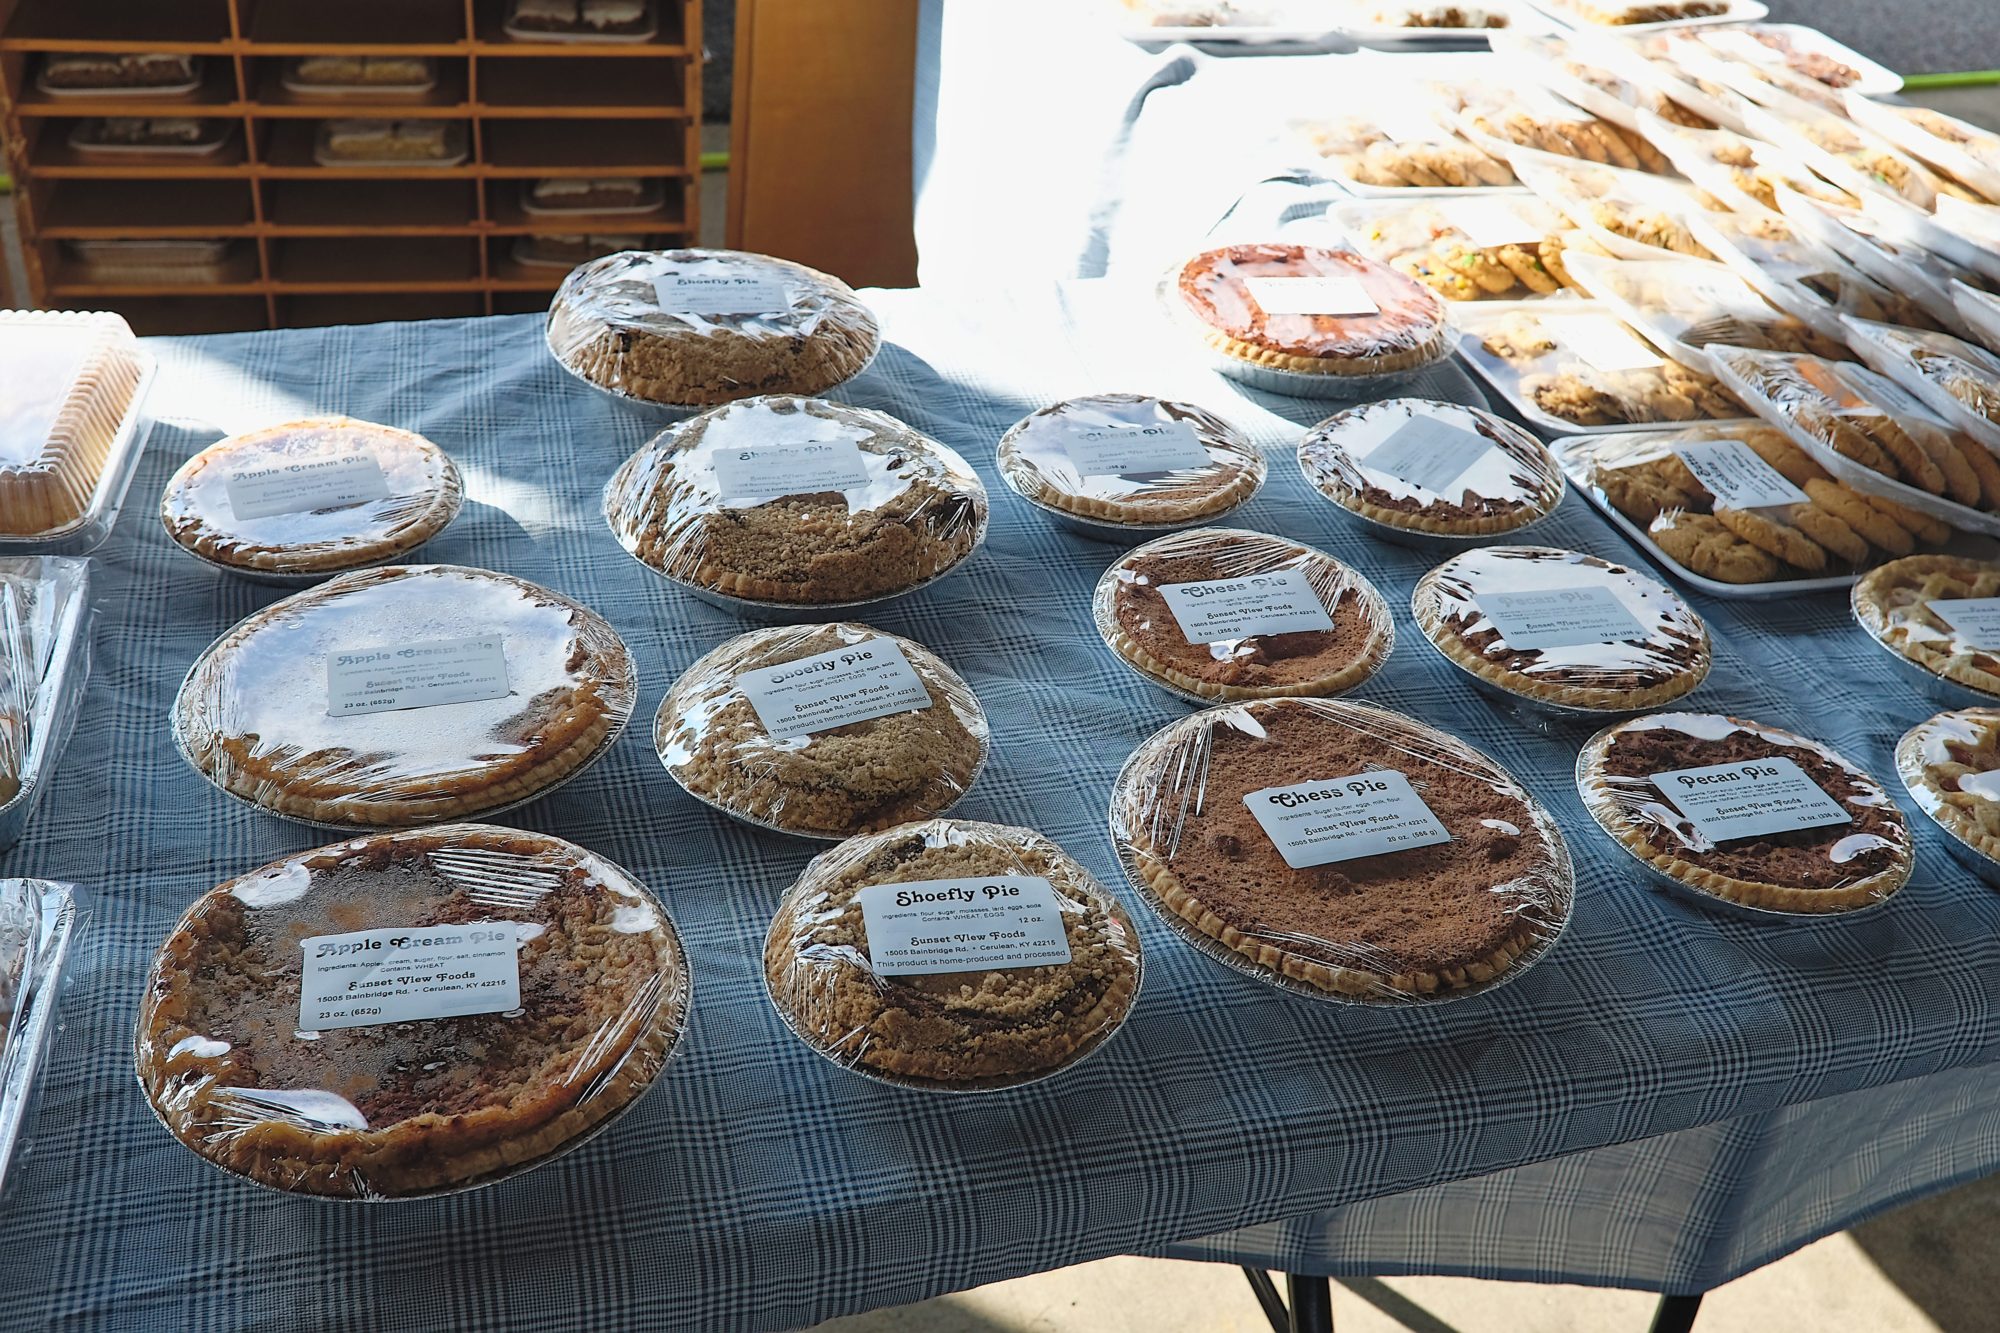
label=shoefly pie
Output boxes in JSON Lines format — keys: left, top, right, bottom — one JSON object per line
{"left": 135, "top": 824, "right": 688, "bottom": 1199}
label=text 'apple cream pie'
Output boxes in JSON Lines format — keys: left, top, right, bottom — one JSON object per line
{"left": 1092, "top": 528, "right": 1392, "bottom": 701}
{"left": 1853, "top": 555, "right": 2000, "bottom": 702}
{"left": 603, "top": 395, "right": 987, "bottom": 607}
{"left": 174, "top": 565, "right": 635, "bottom": 827}
{"left": 136, "top": 825, "right": 688, "bottom": 1199}
{"left": 764, "top": 818, "right": 1141, "bottom": 1090}
{"left": 1896, "top": 708, "right": 2000, "bottom": 879}
{"left": 996, "top": 394, "right": 1264, "bottom": 530}
{"left": 1110, "top": 698, "right": 1572, "bottom": 1000}
{"left": 656, "top": 622, "right": 988, "bottom": 838}
{"left": 1577, "top": 712, "right": 1913, "bottom": 914}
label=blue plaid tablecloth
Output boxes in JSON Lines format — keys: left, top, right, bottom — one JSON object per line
{"left": 0, "top": 284, "right": 1996, "bottom": 1332}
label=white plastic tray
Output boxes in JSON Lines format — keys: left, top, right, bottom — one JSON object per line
{"left": 1520, "top": 0, "right": 1765, "bottom": 34}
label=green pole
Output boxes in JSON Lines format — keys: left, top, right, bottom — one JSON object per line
{"left": 1903, "top": 69, "right": 2000, "bottom": 90}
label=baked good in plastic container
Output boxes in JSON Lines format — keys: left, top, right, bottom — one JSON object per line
{"left": 655, "top": 622, "right": 988, "bottom": 838}
{"left": 65, "top": 238, "right": 244, "bottom": 286}
{"left": 1576, "top": 711, "right": 1912, "bottom": 917}
{"left": 512, "top": 233, "right": 645, "bottom": 270}
{"left": 547, "top": 248, "right": 880, "bottom": 410}
{"left": 1490, "top": 32, "right": 1716, "bottom": 134}
{"left": 1777, "top": 189, "right": 1993, "bottom": 335}
{"left": 1560, "top": 250, "right": 1851, "bottom": 375}
{"left": 1681, "top": 209, "right": 1931, "bottom": 341}
{"left": 1328, "top": 195, "right": 1580, "bottom": 302}
{"left": 1736, "top": 101, "right": 1951, "bottom": 214}
{"left": 1167, "top": 243, "right": 1453, "bottom": 396}
{"left": 68, "top": 117, "right": 231, "bottom": 157}
{"left": 1690, "top": 23, "right": 1899, "bottom": 95}
{"left": 522, "top": 176, "right": 667, "bottom": 216}
{"left": 0, "top": 557, "right": 93, "bottom": 852}
{"left": 0, "top": 878, "right": 78, "bottom": 1196}
{"left": 1092, "top": 527, "right": 1393, "bottom": 702}
{"left": 1110, "top": 697, "right": 1572, "bottom": 1002}
{"left": 1853, "top": 555, "right": 2000, "bottom": 708}
{"left": 1840, "top": 317, "right": 2000, "bottom": 457}
{"left": 1533, "top": 0, "right": 1734, "bottom": 25}
{"left": 1846, "top": 95, "right": 2000, "bottom": 207}
{"left": 1632, "top": 109, "right": 1856, "bottom": 217}
{"left": 1288, "top": 104, "right": 1514, "bottom": 192}
{"left": 1297, "top": 397, "right": 1563, "bottom": 545}
{"left": 1510, "top": 150, "right": 1711, "bottom": 261}
{"left": 763, "top": 818, "right": 1141, "bottom": 1091}
{"left": 135, "top": 825, "right": 688, "bottom": 1199}
{"left": 159, "top": 417, "right": 464, "bottom": 583}
{"left": 173, "top": 564, "right": 636, "bottom": 828}
{"left": 504, "top": 0, "right": 657, "bottom": 41}
{"left": 1414, "top": 545, "right": 1710, "bottom": 720}
{"left": 1895, "top": 708, "right": 2000, "bottom": 886}
{"left": 37, "top": 53, "right": 201, "bottom": 95}
{"left": 1956, "top": 281, "right": 2000, "bottom": 360}
{"left": 1455, "top": 304, "right": 1746, "bottom": 435}
{"left": 602, "top": 395, "right": 987, "bottom": 616}
{"left": 1349, "top": 3, "right": 1524, "bottom": 31}
{"left": 995, "top": 394, "right": 1265, "bottom": 537}
{"left": 283, "top": 56, "right": 437, "bottom": 93}
{"left": 1444, "top": 84, "right": 1669, "bottom": 175}
{"left": 313, "top": 119, "right": 467, "bottom": 167}
{"left": 1659, "top": 30, "right": 1852, "bottom": 116}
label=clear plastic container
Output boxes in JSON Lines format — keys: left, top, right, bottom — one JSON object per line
{"left": 1489, "top": 32, "right": 1715, "bottom": 134}
{"left": 1523, "top": 0, "right": 1764, "bottom": 29}
{"left": 1846, "top": 94, "right": 2000, "bottom": 207}
{"left": 1772, "top": 186, "right": 1978, "bottom": 338}
{"left": 547, "top": 248, "right": 880, "bottom": 411}
{"left": 173, "top": 564, "right": 637, "bottom": 829}
{"left": 504, "top": 0, "right": 659, "bottom": 42}
{"left": 1953, "top": 280, "right": 2000, "bottom": 359}
{"left": 36, "top": 53, "right": 201, "bottom": 97}
{"left": 282, "top": 56, "right": 439, "bottom": 96}
{"left": 1684, "top": 208, "right": 1921, "bottom": 341}
{"left": 1853, "top": 554, "right": 2000, "bottom": 709}
{"left": 1895, "top": 708, "right": 2000, "bottom": 887}
{"left": 1447, "top": 84, "right": 1670, "bottom": 175}
{"left": 1509, "top": 149, "right": 1712, "bottom": 262}
{"left": 1658, "top": 30, "right": 1852, "bottom": 117}
{"left": 1632, "top": 108, "right": 1855, "bottom": 218}
{"left": 1327, "top": 194, "right": 1578, "bottom": 302}
{"left": 1736, "top": 100, "right": 1942, "bottom": 213}
{"left": 313, "top": 119, "right": 469, "bottom": 167}
{"left": 135, "top": 825, "right": 689, "bottom": 1199}
{"left": 1560, "top": 250, "right": 1851, "bottom": 376}
{"left": 0, "top": 558, "right": 92, "bottom": 853}
{"left": 763, "top": 818, "right": 1142, "bottom": 1091}
{"left": 1287, "top": 101, "right": 1516, "bottom": 194}
{"left": 0, "top": 879, "right": 79, "bottom": 1198}
{"left": 1841, "top": 317, "right": 2000, "bottom": 457}
{"left": 1109, "top": 697, "right": 1573, "bottom": 1003}
{"left": 602, "top": 395, "right": 987, "bottom": 618}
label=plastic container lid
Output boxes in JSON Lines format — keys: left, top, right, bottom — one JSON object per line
{"left": 1510, "top": 149, "right": 1712, "bottom": 262}
{"left": 1328, "top": 194, "right": 1576, "bottom": 302}
{"left": 1298, "top": 396, "right": 1565, "bottom": 534}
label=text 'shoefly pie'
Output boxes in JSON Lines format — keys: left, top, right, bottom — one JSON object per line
{"left": 1853, "top": 554, "right": 2000, "bottom": 699}
{"left": 136, "top": 824, "right": 687, "bottom": 1199}
{"left": 996, "top": 394, "right": 1264, "bottom": 528}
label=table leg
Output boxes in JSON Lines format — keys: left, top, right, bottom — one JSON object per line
{"left": 1286, "top": 1273, "right": 1335, "bottom": 1333}
{"left": 1241, "top": 1268, "right": 1290, "bottom": 1333}
{"left": 1648, "top": 1293, "right": 1704, "bottom": 1333}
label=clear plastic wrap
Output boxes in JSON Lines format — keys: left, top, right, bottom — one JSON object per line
{"left": 173, "top": 564, "right": 636, "bottom": 828}
{"left": 1092, "top": 527, "right": 1393, "bottom": 702}
{"left": 65, "top": 238, "right": 243, "bottom": 286}
{"left": 1853, "top": 554, "right": 2000, "bottom": 707}
{"left": 1576, "top": 711, "right": 1913, "bottom": 916}
{"left": 0, "top": 879, "right": 77, "bottom": 1197}
{"left": 762, "top": 818, "right": 1141, "bottom": 1090}
{"left": 159, "top": 417, "right": 464, "bottom": 583}
{"left": 282, "top": 56, "right": 438, "bottom": 95}
{"left": 1658, "top": 31, "right": 1851, "bottom": 116}
{"left": 655, "top": 622, "right": 988, "bottom": 838}
{"left": 135, "top": 825, "right": 688, "bottom": 1199}
{"left": 1109, "top": 697, "right": 1573, "bottom": 1002}
{"left": 504, "top": 0, "right": 657, "bottom": 42}
{"left": 1841, "top": 317, "right": 2000, "bottom": 457}
{"left": 313, "top": 119, "right": 469, "bottom": 168}
{"left": 1955, "top": 280, "right": 2000, "bottom": 359}
{"left": 1288, "top": 101, "right": 1516, "bottom": 193}
{"left": 0, "top": 558, "right": 92, "bottom": 853}
{"left": 1445, "top": 83, "right": 1670, "bottom": 174}
{"left": 1772, "top": 187, "right": 1978, "bottom": 338}
{"left": 1526, "top": 0, "right": 1750, "bottom": 26}
{"left": 1297, "top": 396, "right": 1564, "bottom": 543}
{"left": 37, "top": 53, "right": 201, "bottom": 95}
{"left": 1340, "top": 1, "right": 1549, "bottom": 41}
{"left": 1846, "top": 95, "right": 2000, "bottom": 207}
{"left": 1456, "top": 303, "right": 1748, "bottom": 435}
{"left": 1919, "top": 196, "right": 2000, "bottom": 283}
{"left": 522, "top": 177, "right": 667, "bottom": 217}
{"left": 995, "top": 394, "right": 1265, "bottom": 536}
{"left": 1706, "top": 345, "right": 2000, "bottom": 537}
{"left": 547, "top": 248, "right": 880, "bottom": 410}
{"left": 68, "top": 118, "right": 231, "bottom": 157}
{"left": 1510, "top": 150, "right": 1712, "bottom": 262}
{"left": 1490, "top": 32, "right": 1716, "bottom": 133}
{"left": 1328, "top": 194, "right": 1582, "bottom": 302}
{"left": 1560, "top": 250, "right": 1851, "bottom": 375}
{"left": 602, "top": 395, "right": 987, "bottom": 614}
{"left": 1895, "top": 707, "right": 2000, "bottom": 886}
{"left": 1413, "top": 544, "right": 1711, "bottom": 715}
{"left": 512, "top": 233, "right": 646, "bottom": 270}
{"left": 0, "top": 310, "right": 156, "bottom": 555}
{"left": 1632, "top": 109, "right": 1856, "bottom": 217}
{"left": 1736, "top": 101, "right": 1945, "bottom": 213}
{"left": 1684, "top": 208, "right": 1925, "bottom": 341}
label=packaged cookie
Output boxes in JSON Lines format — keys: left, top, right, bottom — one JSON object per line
{"left": 763, "top": 818, "right": 1141, "bottom": 1091}
{"left": 1773, "top": 187, "right": 1979, "bottom": 338}
{"left": 603, "top": 395, "right": 988, "bottom": 616}
{"left": 1691, "top": 24, "right": 1899, "bottom": 95}
{"left": 1444, "top": 83, "right": 1669, "bottom": 174}
{"left": 1535, "top": 0, "right": 1731, "bottom": 26}
{"left": 1841, "top": 317, "right": 2000, "bottom": 458}
{"left": 0, "top": 558, "right": 92, "bottom": 852}
{"left": 1561, "top": 250, "right": 1850, "bottom": 375}
{"left": 1577, "top": 711, "right": 1913, "bottom": 917}
{"left": 1895, "top": 708, "right": 2000, "bottom": 886}
{"left": 1738, "top": 101, "right": 1954, "bottom": 214}
{"left": 654, "top": 622, "right": 988, "bottom": 838}
{"left": 1297, "top": 397, "right": 1563, "bottom": 545}
{"left": 1092, "top": 527, "right": 1393, "bottom": 702}
{"left": 1289, "top": 103, "right": 1515, "bottom": 192}
{"left": 1633, "top": 110, "right": 1855, "bottom": 218}
{"left": 1853, "top": 555, "right": 2000, "bottom": 708}
{"left": 1413, "top": 545, "right": 1710, "bottom": 719}
{"left": 1328, "top": 195, "right": 1577, "bottom": 302}
{"left": 1109, "top": 697, "right": 1572, "bottom": 1002}
{"left": 1510, "top": 150, "right": 1712, "bottom": 262}
{"left": 136, "top": 825, "right": 689, "bottom": 1199}
{"left": 1684, "top": 209, "right": 1927, "bottom": 341}
{"left": 995, "top": 394, "right": 1265, "bottom": 538}
{"left": 547, "top": 248, "right": 880, "bottom": 410}
{"left": 1846, "top": 95, "right": 2000, "bottom": 207}
{"left": 1661, "top": 31, "right": 1851, "bottom": 116}
{"left": 1955, "top": 280, "right": 2000, "bottom": 360}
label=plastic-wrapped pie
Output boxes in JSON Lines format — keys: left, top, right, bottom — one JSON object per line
{"left": 1111, "top": 698, "right": 1571, "bottom": 1000}
{"left": 1298, "top": 398, "right": 1563, "bottom": 539}
{"left": 174, "top": 565, "right": 635, "bottom": 827}
{"left": 1577, "top": 712, "right": 1913, "bottom": 914}
{"left": 1092, "top": 529, "right": 1392, "bottom": 702}
{"left": 1414, "top": 545, "right": 1710, "bottom": 712}
{"left": 1173, "top": 244, "right": 1450, "bottom": 382}
{"left": 764, "top": 819, "right": 1141, "bottom": 1090}
{"left": 1841, "top": 318, "right": 2000, "bottom": 455}
{"left": 655, "top": 622, "right": 988, "bottom": 838}
{"left": 160, "top": 418, "right": 463, "bottom": 580}
{"left": 547, "top": 248, "right": 879, "bottom": 408}
{"left": 603, "top": 395, "right": 986, "bottom": 608}
{"left": 135, "top": 825, "right": 688, "bottom": 1199}
{"left": 1, "top": 311, "right": 147, "bottom": 543}
{"left": 1853, "top": 555, "right": 2000, "bottom": 702}
{"left": 995, "top": 394, "right": 1264, "bottom": 530}
{"left": 1331, "top": 196, "right": 1579, "bottom": 302}
{"left": 1460, "top": 305, "right": 1745, "bottom": 430}
{"left": 1896, "top": 709, "right": 2000, "bottom": 880}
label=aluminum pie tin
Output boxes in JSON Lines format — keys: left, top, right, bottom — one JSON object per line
{"left": 1106, "top": 726, "right": 1575, "bottom": 1007}
{"left": 1000, "top": 477, "right": 1262, "bottom": 544}
{"left": 544, "top": 315, "right": 880, "bottom": 419}
{"left": 1314, "top": 489, "right": 1562, "bottom": 555}
{"left": 1849, "top": 599, "right": 2000, "bottom": 713}
{"left": 1410, "top": 619, "right": 1706, "bottom": 735}
{"left": 1893, "top": 714, "right": 2000, "bottom": 891}
{"left": 163, "top": 538, "right": 449, "bottom": 588}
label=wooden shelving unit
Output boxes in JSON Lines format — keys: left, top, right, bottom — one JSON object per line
{"left": 0, "top": 0, "right": 699, "bottom": 332}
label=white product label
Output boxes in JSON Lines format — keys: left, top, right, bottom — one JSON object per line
{"left": 711, "top": 439, "right": 871, "bottom": 503}
{"left": 857, "top": 876, "right": 1073, "bottom": 974}
{"left": 1157, "top": 568, "right": 1335, "bottom": 643}
{"left": 1649, "top": 756, "right": 1852, "bottom": 843}
{"left": 1705, "top": 29, "right": 1782, "bottom": 66}
{"left": 1373, "top": 104, "right": 1446, "bottom": 144}
{"left": 736, "top": 637, "right": 930, "bottom": 740}
{"left": 654, "top": 272, "right": 794, "bottom": 317}
{"left": 298, "top": 924, "right": 521, "bottom": 1031}
{"left": 224, "top": 455, "right": 391, "bottom": 521}
{"left": 1441, "top": 197, "right": 1544, "bottom": 248}
{"left": 1545, "top": 314, "right": 1664, "bottom": 374}
{"left": 1672, "top": 440, "right": 1809, "bottom": 509}
{"left": 1243, "top": 770, "right": 1452, "bottom": 869}
{"left": 1060, "top": 418, "right": 1210, "bottom": 476}
{"left": 325, "top": 635, "right": 510, "bottom": 718}
{"left": 1479, "top": 585, "right": 1649, "bottom": 649}
{"left": 1245, "top": 276, "right": 1380, "bottom": 317}
{"left": 1927, "top": 597, "right": 2000, "bottom": 648}
{"left": 1360, "top": 415, "right": 1492, "bottom": 495}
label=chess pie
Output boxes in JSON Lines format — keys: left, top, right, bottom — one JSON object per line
{"left": 996, "top": 394, "right": 1264, "bottom": 528}
{"left": 1853, "top": 555, "right": 2000, "bottom": 699}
